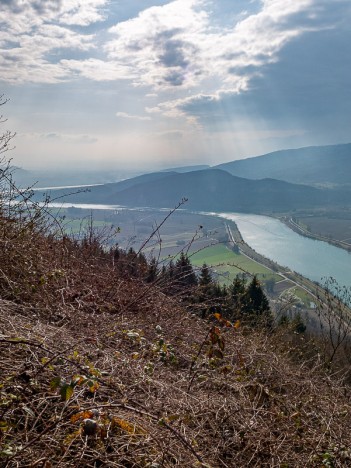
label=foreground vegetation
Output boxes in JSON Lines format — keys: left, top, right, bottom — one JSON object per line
{"left": 1, "top": 102, "right": 351, "bottom": 466}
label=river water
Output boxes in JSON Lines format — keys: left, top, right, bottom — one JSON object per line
{"left": 217, "top": 212, "right": 351, "bottom": 289}
{"left": 46, "top": 201, "right": 351, "bottom": 289}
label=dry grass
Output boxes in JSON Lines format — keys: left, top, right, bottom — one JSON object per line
{"left": 1, "top": 287, "right": 351, "bottom": 467}
{"left": 1, "top": 157, "right": 351, "bottom": 467}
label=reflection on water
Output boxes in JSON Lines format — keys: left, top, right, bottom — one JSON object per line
{"left": 218, "top": 212, "right": 351, "bottom": 289}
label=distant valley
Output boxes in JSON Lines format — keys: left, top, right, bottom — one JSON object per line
{"left": 32, "top": 143, "right": 351, "bottom": 215}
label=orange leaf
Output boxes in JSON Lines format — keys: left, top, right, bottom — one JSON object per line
{"left": 112, "top": 417, "right": 146, "bottom": 435}
{"left": 71, "top": 411, "right": 94, "bottom": 423}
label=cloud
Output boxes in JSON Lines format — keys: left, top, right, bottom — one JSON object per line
{"left": 35, "top": 132, "right": 98, "bottom": 144}
{"left": 3, "top": 0, "right": 351, "bottom": 161}
{"left": 116, "top": 112, "right": 151, "bottom": 121}
{"left": 2, "top": 0, "right": 347, "bottom": 94}
{"left": 139, "top": 0, "right": 350, "bottom": 127}
{"left": 104, "top": 1, "right": 208, "bottom": 90}
{"left": 0, "top": 0, "right": 108, "bottom": 84}
{"left": 102, "top": 0, "right": 321, "bottom": 95}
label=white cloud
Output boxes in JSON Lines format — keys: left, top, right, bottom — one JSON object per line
{"left": 61, "top": 59, "right": 133, "bottom": 82}
{"left": 116, "top": 112, "right": 152, "bottom": 121}
{"left": 101, "top": 0, "right": 318, "bottom": 96}
{"left": 0, "top": 0, "right": 108, "bottom": 84}
{"left": 1, "top": 0, "right": 340, "bottom": 93}
{"left": 22, "top": 132, "right": 98, "bottom": 144}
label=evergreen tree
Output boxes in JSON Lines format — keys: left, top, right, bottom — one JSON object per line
{"left": 230, "top": 276, "right": 246, "bottom": 307}
{"left": 199, "top": 263, "right": 212, "bottom": 286}
{"left": 242, "top": 276, "right": 272, "bottom": 325}
{"left": 175, "top": 252, "right": 198, "bottom": 288}
{"left": 146, "top": 257, "right": 158, "bottom": 283}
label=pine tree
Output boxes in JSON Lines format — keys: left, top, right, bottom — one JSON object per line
{"left": 199, "top": 263, "right": 212, "bottom": 286}
{"left": 242, "top": 276, "right": 272, "bottom": 326}
{"left": 146, "top": 257, "right": 158, "bottom": 283}
{"left": 230, "top": 276, "right": 246, "bottom": 307}
{"left": 175, "top": 252, "right": 198, "bottom": 288}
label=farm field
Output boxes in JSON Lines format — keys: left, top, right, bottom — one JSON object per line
{"left": 190, "top": 244, "right": 282, "bottom": 285}
{"left": 279, "top": 285, "right": 316, "bottom": 308}
{"left": 47, "top": 206, "right": 228, "bottom": 252}
{"left": 47, "top": 206, "right": 285, "bottom": 287}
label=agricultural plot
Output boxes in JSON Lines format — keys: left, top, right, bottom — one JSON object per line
{"left": 190, "top": 244, "right": 282, "bottom": 285}
{"left": 46, "top": 206, "right": 227, "bottom": 252}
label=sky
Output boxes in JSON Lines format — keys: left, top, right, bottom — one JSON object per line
{"left": 0, "top": 0, "right": 350, "bottom": 171}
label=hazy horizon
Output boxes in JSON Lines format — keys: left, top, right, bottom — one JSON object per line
{"left": 1, "top": 1, "right": 350, "bottom": 171}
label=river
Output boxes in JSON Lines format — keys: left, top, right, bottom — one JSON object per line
{"left": 46, "top": 201, "right": 351, "bottom": 289}
{"left": 217, "top": 212, "right": 351, "bottom": 289}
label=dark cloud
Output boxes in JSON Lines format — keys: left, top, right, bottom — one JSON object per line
{"left": 159, "top": 40, "right": 189, "bottom": 68}
{"left": 228, "top": 64, "right": 260, "bottom": 76}
{"left": 31, "top": 0, "right": 62, "bottom": 15}
{"left": 181, "top": 8, "right": 351, "bottom": 144}
{"left": 164, "top": 70, "right": 185, "bottom": 86}
{"left": 278, "top": 0, "right": 351, "bottom": 31}
{"left": 1, "top": 0, "right": 62, "bottom": 14}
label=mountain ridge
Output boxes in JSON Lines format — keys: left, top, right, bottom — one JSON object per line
{"left": 214, "top": 143, "right": 351, "bottom": 186}
{"left": 36, "top": 168, "right": 349, "bottom": 213}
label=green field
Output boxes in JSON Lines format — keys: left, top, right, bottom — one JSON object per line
{"left": 288, "top": 287, "right": 316, "bottom": 307}
{"left": 189, "top": 244, "right": 281, "bottom": 285}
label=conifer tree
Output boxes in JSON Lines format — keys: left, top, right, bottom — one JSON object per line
{"left": 242, "top": 276, "right": 272, "bottom": 325}
{"left": 175, "top": 252, "right": 198, "bottom": 288}
{"left": 146, "top": 257, "right": 158, "bottom": 283}
{"left": 199, "top": 263, "right": 212, "bottom": 286}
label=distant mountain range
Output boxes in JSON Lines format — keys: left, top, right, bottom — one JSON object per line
{"left": 35, "top": 168, "right": 350, "bottom": 214}
{"left": 215, "top": 143, "right": 351, "bottom": 187}
{"left": 31, "top": 143, "right": 351, "bottom": 214}
{"left": 161, "top": 164, "right": 210, "bottom": 173}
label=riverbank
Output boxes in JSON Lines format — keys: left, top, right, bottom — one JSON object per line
{"left": 224, "top": 219, "right": 321, "bottom": 303}
{"left": 278, "top": 215, "right": 351, "bottom": 253}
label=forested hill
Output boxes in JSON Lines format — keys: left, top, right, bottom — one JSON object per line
{"left": 215, "top": 143, "right": 351, "bottom": 187}
{"left": 36, "top": 168, "right": 349, "bottom": 213}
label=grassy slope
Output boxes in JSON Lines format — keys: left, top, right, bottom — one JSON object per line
{"left": 190, "top": 244, "right": 281, "bottom": 284}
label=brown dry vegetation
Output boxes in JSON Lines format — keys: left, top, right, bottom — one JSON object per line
{"left": 1, "top": 105, "right": 351, "bottom": 466}
{"left": 1, "top": 176, "right": 351, "bottom": 467}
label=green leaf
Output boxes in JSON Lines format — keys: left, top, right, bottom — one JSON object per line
{"left": 60, "top": 384, "right": 74, "bottom": 401}
{"left": 50, "top": 377, "right": 61, "bottom": 391}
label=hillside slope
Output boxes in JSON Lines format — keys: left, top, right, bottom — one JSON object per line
{"left": 215, "top": 143, "right": 351, "bottom": 186}
{"left": 2, "top": 293, "right": 351, "bottom": 466}
{"left": 2, "top": 172, "right": 351, "bottom": 466}
{"left": 36, "top": 169, "right": 347, "bottom": 213}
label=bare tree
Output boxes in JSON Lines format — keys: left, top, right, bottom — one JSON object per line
{"left": 0, "top": 94, "right": 16, "bottom": 156}
{"left": 316, "top": 277, "right": 351, "bottom": 365}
